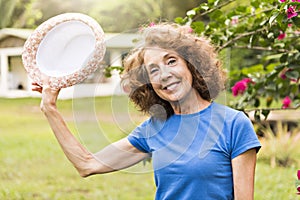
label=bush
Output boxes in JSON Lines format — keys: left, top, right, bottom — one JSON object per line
{"left": 258, "top": 121, "right": 300, "bottom": 167}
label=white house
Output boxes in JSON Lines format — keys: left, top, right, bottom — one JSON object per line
{"left": 0, "top": 28, "right": 139, "bottom": 99}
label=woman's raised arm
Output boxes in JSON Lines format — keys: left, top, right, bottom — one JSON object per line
{"left": 32, "top": 83, "right": 149, "bottom": 177}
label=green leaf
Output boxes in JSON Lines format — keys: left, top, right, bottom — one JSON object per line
{"left": 265, "top": 63, "right": 278, "bottom": 72}
{"left": 265, "top": 83, "right": 277, "bottom": 91}
{"left": 105, "top": 66, "right": 123, "bottom": 77}
{"left": 280, "top": 53, "right": 288, "bottom": 63}
{"left": 285, "top": 70, "right": 299, "bottom": 80}
{"left": 291, "top": 84, "right": 299, "bottom": 94}
{"left": 254, "top": 98, "right": 260, "bottom": 107}
{"left": 174, "top": 17, "right": 186, "bottom": 24}
{"left": 236, "top": 6, "right": 247, "bottom": 13}
{"left": 266, "top": 70, "right": 279, "bottom": 80}
{"left": 269, "top": 12, "right": 279, "bottom": 26}
{"left": 241, "top": 64, "right": 264, "bottom": 74}
{"left": 251, "top": 1, "right": 260, "bottom": 8}
{"left": 274, "top": 65, "right": 286, "bottom": 71}
{"left": 292, "top": 17, "right": 300, "bottom": 27}
{"left": 209, "top": 9, "right": 223, "bottom": 20}
{"left": 266, "top": 96, "right": 273, "bottom": 107}
{"left": 191, "top": 21, "right": 205, "bottom": 33}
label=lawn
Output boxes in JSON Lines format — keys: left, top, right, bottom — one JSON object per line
{"left": 0, "top": 97, "right": 298, "bottom": 199}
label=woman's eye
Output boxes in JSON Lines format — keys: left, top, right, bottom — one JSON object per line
{"left": 167, "top": 58, "right": 176, "bottom": 66}
{"left": 150, "top": 67, "right": 159, "bottom": 74}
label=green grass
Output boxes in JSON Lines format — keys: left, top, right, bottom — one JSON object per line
{"left": 0, "top": 97, "right": 154, "bottom": 200}
{"left": 255, "top": 162, "right": 298, "bottom": 200}
{"left": 0, "top": 97, "right": 299, "bottom": 199}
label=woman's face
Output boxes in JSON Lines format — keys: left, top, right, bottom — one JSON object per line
{"left": 143, "top": 47, "right": 194, "bottom": 103}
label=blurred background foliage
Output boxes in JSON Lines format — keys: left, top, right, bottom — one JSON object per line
{"left": 175, "top": 0, "right": 300, "bottom": 118}
{"left": 0, "top": 0, "right": 204, "bottom": 32}
{"left": 1, "top": 0, "right": 299, "bottom": 115}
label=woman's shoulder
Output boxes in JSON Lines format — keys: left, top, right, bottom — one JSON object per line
{"left": 211, "top": 102, "right": 249, "bottom": 122}
{"left": 211, "top": 102, "right": 239, "bottom": 114}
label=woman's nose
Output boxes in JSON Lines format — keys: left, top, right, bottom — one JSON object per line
{"left": 159, "top": 66, "right": 172, "bottom": 82}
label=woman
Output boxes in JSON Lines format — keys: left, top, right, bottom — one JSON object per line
{"left": 32, "top": 23, "right": 261, "bottom": 200}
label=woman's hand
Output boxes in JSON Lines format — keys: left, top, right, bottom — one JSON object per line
{"left": 31, "top": 82, "right": 60, "bottom": 113}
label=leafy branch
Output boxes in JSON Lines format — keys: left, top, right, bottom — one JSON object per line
{"left": 183, "top": 0, "right": 300, "bottom": 120}
{"left": 217, "top": 27, "right": 267, "bottom": 51}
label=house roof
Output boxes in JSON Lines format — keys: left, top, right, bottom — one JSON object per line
{"left": 0, "top": 28, "right": 33, "bottom": 41}
{"left": 0, "top": 28, "right": 139, "bottom": 49}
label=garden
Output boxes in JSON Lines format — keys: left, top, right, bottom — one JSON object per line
{"left": 1, "top": 0, "right": 300, "bottom": 199}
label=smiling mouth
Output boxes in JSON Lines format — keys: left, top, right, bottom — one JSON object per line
{"left": 162, "top": 82, "right": 180, "bottom": 90}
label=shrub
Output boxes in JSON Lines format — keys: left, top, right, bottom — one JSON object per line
{"left": 258, "top": 121, "right": 300, "bottom": 168}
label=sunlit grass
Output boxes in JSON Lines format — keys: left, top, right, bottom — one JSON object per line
{"left": 0, "top": 97, "right": 154, "bottom": 200}
{"left": 255, "top": 162, "right": 298, "bottom": 200}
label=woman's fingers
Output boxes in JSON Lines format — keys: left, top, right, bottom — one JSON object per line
{"left": 31, "top": 82, "right": 43, "bottom": 93}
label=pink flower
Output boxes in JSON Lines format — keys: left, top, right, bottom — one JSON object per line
{"left": 187, "top": 27, "right": 193, "bottom": 33}
{"left": 231, "top": 17, "right": 239, "bottom": 25}
{"left": 282, "top": 96, "right": 292, "bottom": 109}
{"left": 288, "top": 23, "right": 293, "bottom": 27}
{"left": 279, "top": 0, "right": 286, "bottom": 2}
{"left": 287, "top": 6, "right": 298, "bottom": 19}
{"left": 149, "top": 22, "right": 156, "bottom": 27}
{"left": 280, "top": 72, "right": 287, "bottom": 79}
{"left": 231, "top": 78, "right": 253, "bottom": 96}
{"left": 291, "top": 0, "right": 300, "bottom": 2}
{"left": 277, "top": 31, "right": 286, "bottom": 40}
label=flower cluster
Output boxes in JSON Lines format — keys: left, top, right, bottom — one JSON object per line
{"left": 277, "top": 0, "right": 299, "bottom": 39}
{"left": 279, "top": 0, "right": 299, "bottom": 19}
{"left": 287, "top": 5, "right": 298, "bottom": 19}
{"left": 282, "top": 96, "right": 292, "bottom": 109}
{"left": 231, "top": 78, "right": 253, "bottom": 97}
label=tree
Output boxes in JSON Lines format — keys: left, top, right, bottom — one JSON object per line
{"left": 33, "top": 0, "right": 96, "bottom": 26}
{"left": 0, "top": 0, "right": 42, "bottom": 29}
{"left": 26, "top": 0, "right": 202, "bottom": 32}
{"left": 88, "top": 0, "right": 203, "bottom": 32}
{"left": 175, "top": 0, "right": 300, "bottom": 120}
{"left": 0, "top": 0, "right": 18, "bottom": 28}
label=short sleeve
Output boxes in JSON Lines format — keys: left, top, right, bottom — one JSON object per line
{"left": 230, "top": 112, "right": 261, "bottom": 159}
{"left": 127, "top": 119, "right": 152, "bottom": 153}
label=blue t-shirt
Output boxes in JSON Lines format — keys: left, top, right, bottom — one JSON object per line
{"left": 127, "top": 102, "right": 261, "bottom": 200}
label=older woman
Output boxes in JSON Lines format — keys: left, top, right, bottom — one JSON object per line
{"left": 33, "top": 23, "right": 261, "bottom": 200}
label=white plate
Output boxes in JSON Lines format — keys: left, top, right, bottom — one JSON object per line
{"left": 22, "top": 13, "right": 106, "bottom": 88}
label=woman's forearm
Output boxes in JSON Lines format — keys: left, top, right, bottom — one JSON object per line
{"left": 42, "top": 105, "right": 148, "bottom": 177}
{"left": 42, "top": 105, "right": 105, "bottom": 177}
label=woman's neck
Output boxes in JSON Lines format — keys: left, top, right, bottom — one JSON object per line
{"left": 170, "top": 90, "right": 211, "bottom": 115}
